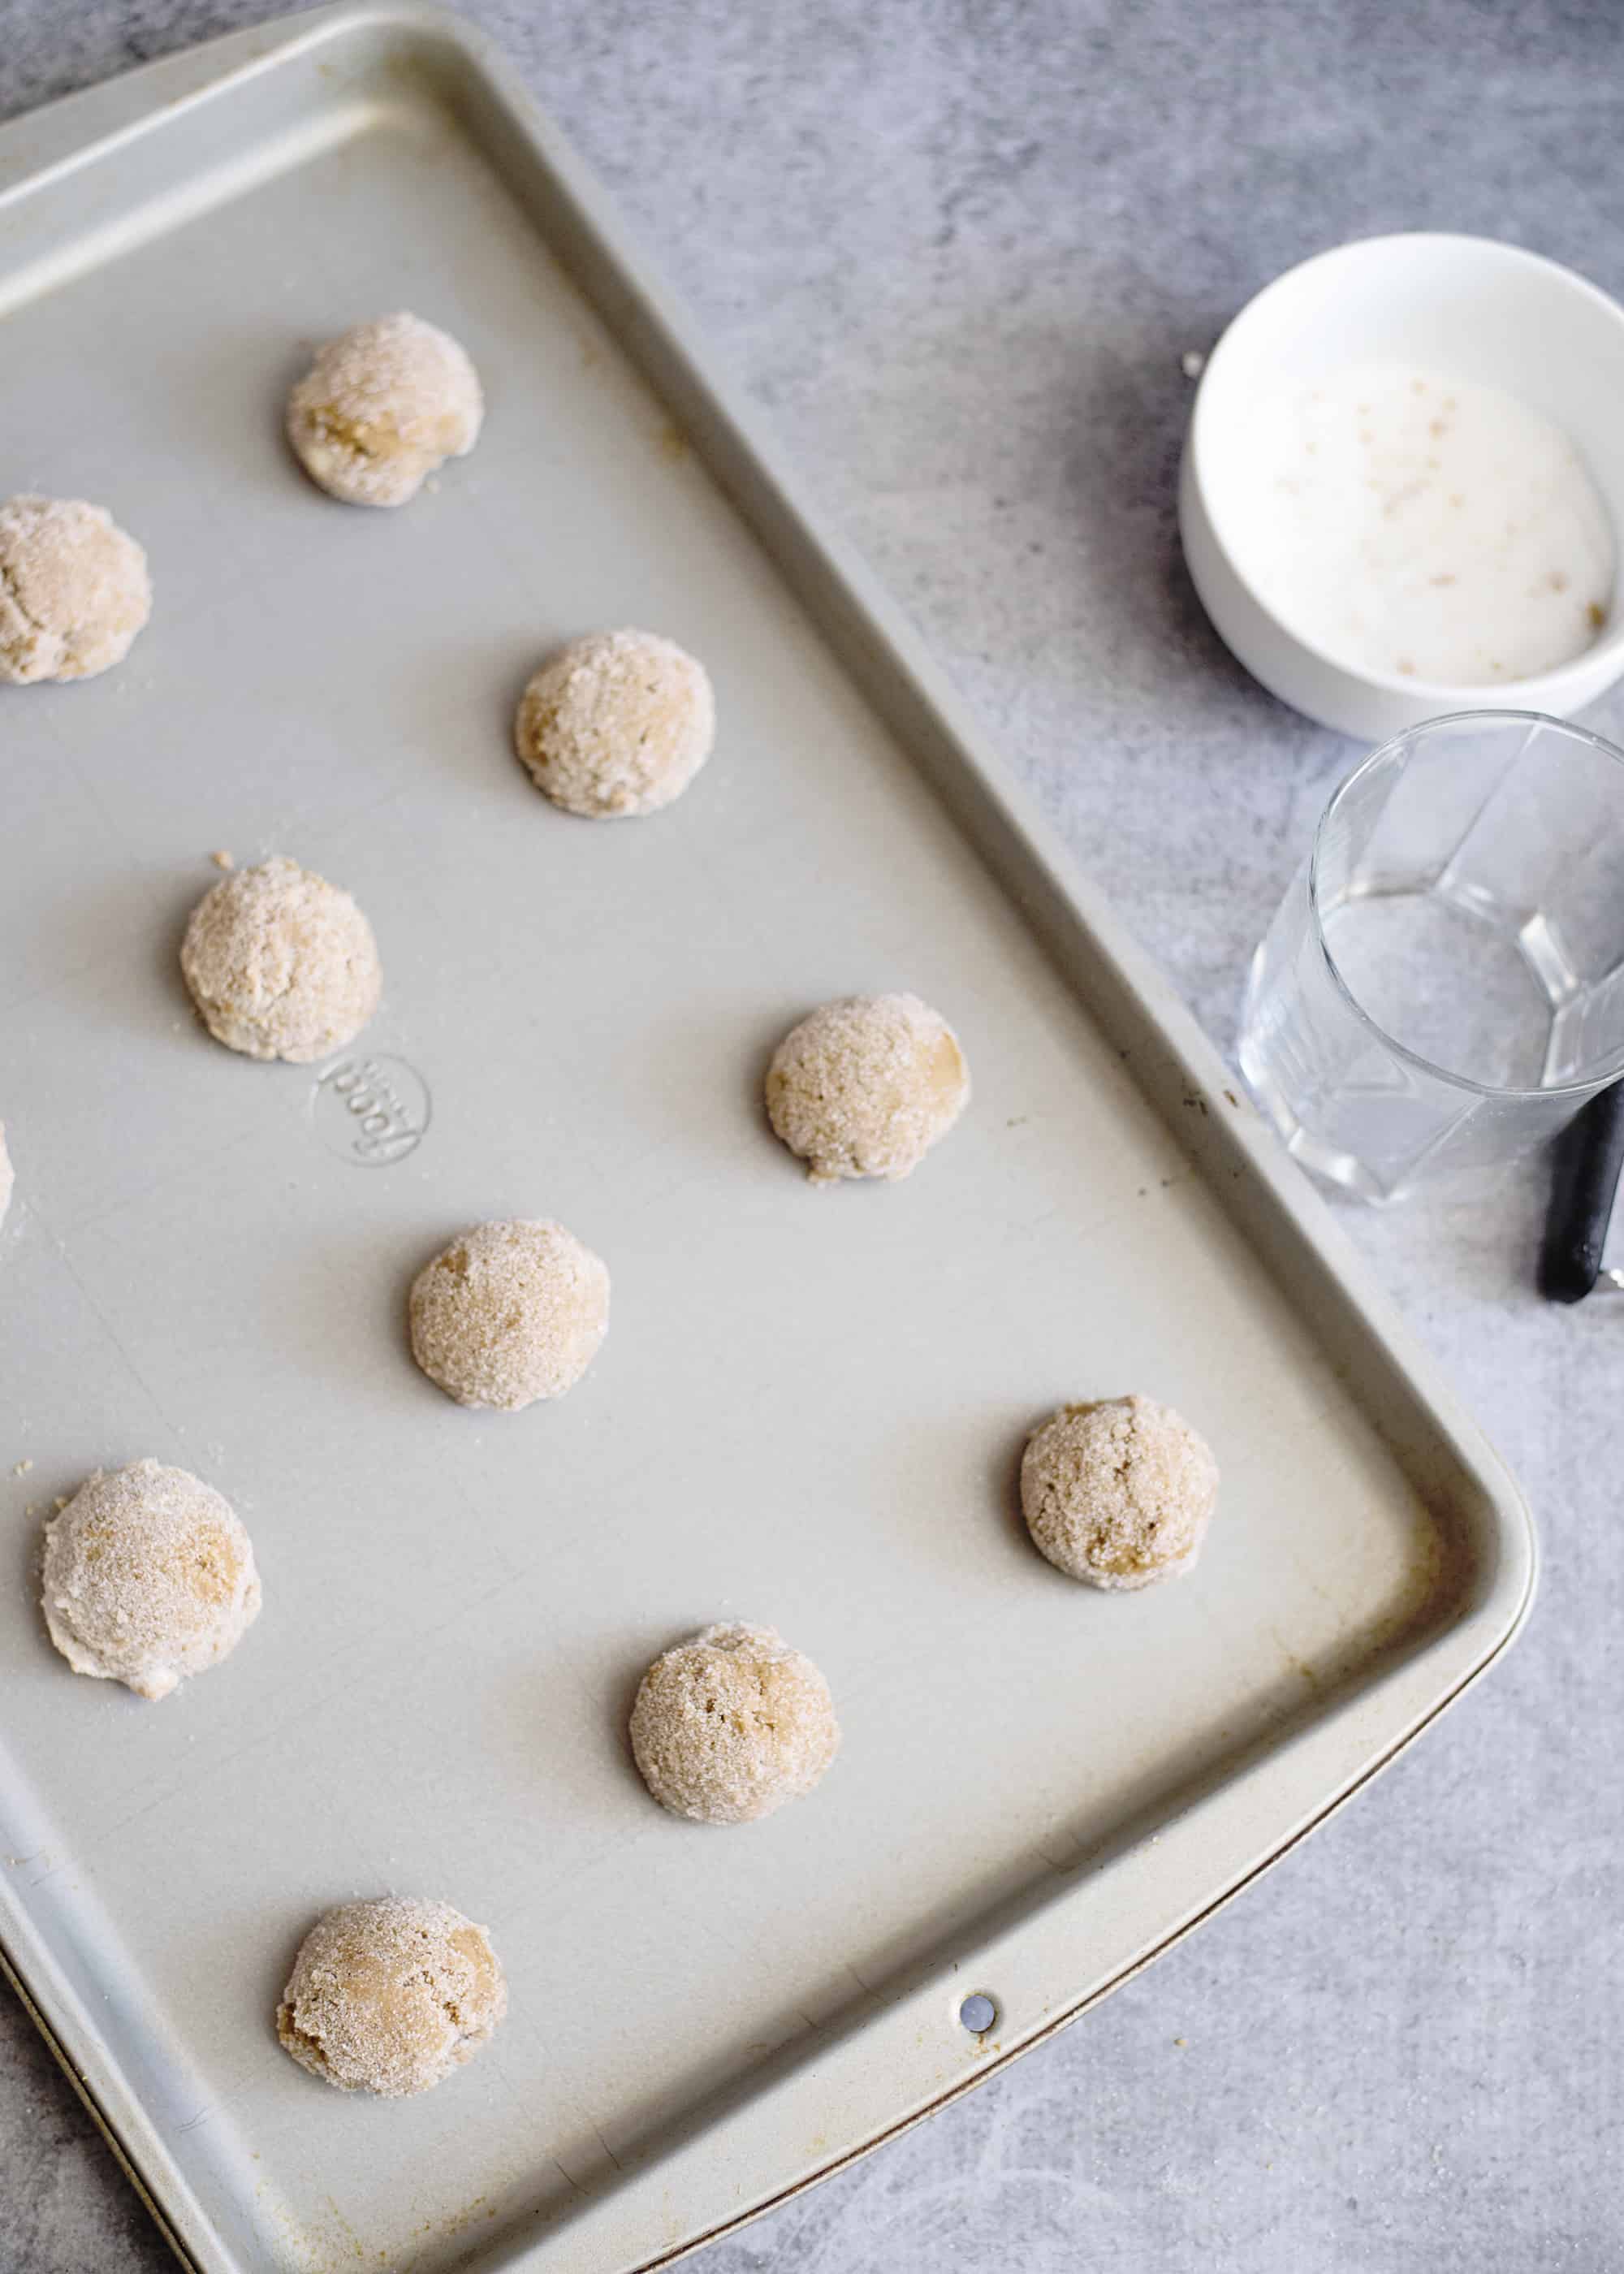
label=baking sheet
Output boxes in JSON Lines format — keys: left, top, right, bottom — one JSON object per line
{"left": 0, "top": 11, "right": 1535, "bottom": 2272}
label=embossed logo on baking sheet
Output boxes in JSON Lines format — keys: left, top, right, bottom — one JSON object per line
{"left": 311, "top": 1055, "right": 430, "bottom": 1166}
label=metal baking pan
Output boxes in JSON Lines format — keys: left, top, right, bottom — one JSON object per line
{"left": 0, "top": 9, "right": 1536, "bottom": 2270}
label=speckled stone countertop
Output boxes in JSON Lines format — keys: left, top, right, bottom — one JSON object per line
{"left": 2, "top": 3, "right": 1621, "bottom": 2268}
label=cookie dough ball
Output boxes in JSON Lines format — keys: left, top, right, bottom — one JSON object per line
{"left": 409, "top": 1219, "right": 609, "bottom": 1412}
{"left": 765, "top": 992, "right": 970, "bottom": 1185}
{"left": 276, "top": 1897, "right": 506, "bottom": 2098}
{"left": 0, "top": 1122, "right": 11, "bottom": 1233}
{"left": 514, "top": 629, "right": 715, "bottom": 818}
{"left": 41, "top": 1459, "right": 261, "bottom": 1701}
{"left": 629, "top": 1623, "right": 840, "bottom": 1825}
{"left": 287, "top": 313, "right": 483, "bottom": 508}
{"left": 0, "top": 495, "right": 150, "bottom": 684}
{"left": 1021, "top": 1394, "right": 1217, "bottom": 1591}
{"left": 180, "top": 855, "right": 382, "bottom": 1063}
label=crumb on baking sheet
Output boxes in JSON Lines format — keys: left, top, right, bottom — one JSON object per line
{"left": 210, "top": 850, "right": 235, "bottom": 869}
{"left": 1181, "top": 350, "right": 1206, "bottom": 378}
{"left": 11, "top": 1459, "right": 31, "bottom": 1476}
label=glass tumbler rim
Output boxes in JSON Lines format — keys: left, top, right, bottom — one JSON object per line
{"left": 1307, "top": 707, "right": 1624, "bottom": 1104}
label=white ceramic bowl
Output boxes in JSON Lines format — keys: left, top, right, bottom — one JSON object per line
{"left": 1179, "top": 233, "right": 1624, "bottom": 739}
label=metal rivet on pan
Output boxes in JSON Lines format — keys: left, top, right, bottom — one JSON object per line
{"left": 958, "top": 1993, "right": 997, "bottom": 2036}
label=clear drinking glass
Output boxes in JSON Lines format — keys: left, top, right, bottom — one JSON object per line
{"left": 1239, "top": 711, "right": 1624, "bottom": 1202}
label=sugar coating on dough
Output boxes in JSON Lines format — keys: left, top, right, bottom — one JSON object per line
{"left": 514, "top": 629, "right": 715, "bottom": 818}
{"left": 1021, "top": 1394, "right": 1217, "bottom": 1591}
{"left": 287, "top": 313, "right": 483, "bottom": 508}
{"left": 276, "top": 1896, "right": 506, "bottom": 2098}
{"left": 0, "top": 495, "right": 150, "bottom": 684}
{"left": 765, "top": 992, "right": 970, "bottom": 1184}
{"left": 629, "top": 1622, "right": 840, "bottom": 1825}
{"left": 0, "top": 1122, "right": 11, "bottom": 1233}
{"left": 409, "top": 1219, "right": 609, "bottom": 1412}
{"left": 41, "top": 1459, "right": 261, "bottom": 1701}
{"left": 180, "top": 855, "right": 382, "bottom": 1064}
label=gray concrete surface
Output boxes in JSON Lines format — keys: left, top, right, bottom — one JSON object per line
{"left": 2, "top": 2, "right": 1621, "bottom": 2268}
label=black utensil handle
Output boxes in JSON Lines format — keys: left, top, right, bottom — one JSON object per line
{"left": 1540, "top": 1081, "right": 1624, "bottom": 1302}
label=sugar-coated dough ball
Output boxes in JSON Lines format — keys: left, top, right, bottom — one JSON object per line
{"left": 41, "top": 1459, "right": 261, "bottom": 1701}
{"left": 287, "top": 313, "right": 483, "bottom": 508}
{"left": 180, "top": 855, "right": 382, "bottom": 1064}
{"left": 514, "top": 629, "right": 715, "bottom": 818}
{"left": 0, "top": 1122, "right": 11, "bottom": 1233}
{"left": 629, "top": 1622, "right": 840, "bottom": 1825}
{"left": 276, "top": 1897, "right": 506, "bottom": 2097}
{"left": 409, "top": 1219, "right": 609, "bottom": 1412}
{"left": 766, "top": 992, "right": 970, "bottom": 1184}
{"left": 1021, "top": 1394, "right": 1217, "bottom": 1590}
{"left": 0, "top": 495, "right": 150, "bottom": 684}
